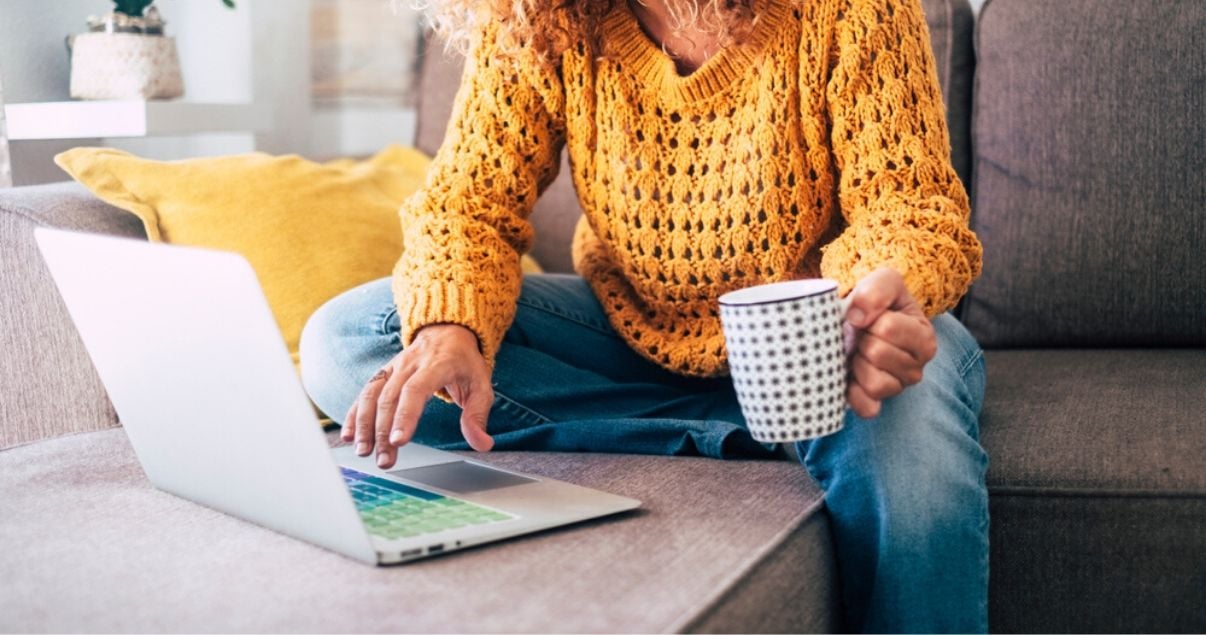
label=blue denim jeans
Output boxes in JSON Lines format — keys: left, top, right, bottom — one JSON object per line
{"left": 300, "top": 273, "right": 989, "bottom": 633}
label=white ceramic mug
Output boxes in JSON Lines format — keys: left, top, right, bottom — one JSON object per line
{"left": 719, "top": 279, "right": 849, "bottom": 443}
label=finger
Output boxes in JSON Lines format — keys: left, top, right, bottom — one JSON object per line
{"left": 458, "top": 381, "right": 495, "bottom": 452}
{"left": 846, "top": 381, "right": 882, "bottom": 419}
{"left": 866, "top": 311, "right": 936, "bottom": 363}
{"left": 851, "top": 350, "right": 904, "bottom": 401}
{"left": 355, "top": 366, "right": 391, "bottom": 456}
{"left": 390, "top": 371, "right": 441, "bottom": 449}
{"left": 374, "top": 365, "right": 412, "bottom": 469}
{"left": 341, "top": 401, "right": 358, "bottom": 442}
{"left": 857, "top": 330, "right": 924, "bottom": 387}
{"left": 845, "top": 267, "right": 910, "bottom": 329}
{"left": 842, "top": 320, "right": 857, "bottom": 357}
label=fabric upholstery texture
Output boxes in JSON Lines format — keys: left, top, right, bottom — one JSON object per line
{"left": 962, "top": 0, "right": 1206, "bottom": 347}
{"left": 988, "top": 495, "right": 1206, "bottom": 633}
{"left": 680, "top": 510, "right": 842, "bottom": 633}
{"left": 980, "top": 349, "right": 1206, "bottom": 633}
{"left": 980, "top": 350, "right": 1205, "bottom": 494}
{"left": 0, "top": 182, "right": 142, "bottom": 450}
{"left": 0, "top": 428, "right": 834, "bottom": 633}
{"left": 413, "top": 0, "right": 978, "bottom": 278}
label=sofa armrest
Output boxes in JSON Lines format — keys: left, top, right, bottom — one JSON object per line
{"left": 0, "top": 182, "right": 146, "bottom": 449}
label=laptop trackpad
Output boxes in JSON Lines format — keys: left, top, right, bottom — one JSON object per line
{"left": 387, "top": 461, "right": 537, "bottom": 494}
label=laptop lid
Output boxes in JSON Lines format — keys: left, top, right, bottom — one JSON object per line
{"left": 34, "top": 228, "right": 377, "bottom": 564}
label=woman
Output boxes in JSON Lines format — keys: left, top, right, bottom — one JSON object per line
{"left": 300, "top": 0, "right": 988, "bottom": 631}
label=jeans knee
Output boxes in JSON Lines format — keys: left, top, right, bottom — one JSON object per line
{"left": 803, "top": 377, "right": 990, "bottom": 533}
{"left": 299, "top": 301, "right": 352, "bottom": 422}
{"left": 298, "top": 277, "right": 396, "bottom": 422}
{"left": 883, "top": 447, "right": 985, "bottom": 529}
{"left": 817, "top": 443, "right": 984, "bottom": 563}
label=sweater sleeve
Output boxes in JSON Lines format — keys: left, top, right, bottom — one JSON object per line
{"left": 818, "top": 0, "right": 982, "bottom": 316}
{"left": 393, "top": 24, "right": 566, "bottom": 368}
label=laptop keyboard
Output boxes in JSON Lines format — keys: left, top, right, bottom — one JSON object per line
{"left": 340, "top": 467, "right": 514, "bottom": 540}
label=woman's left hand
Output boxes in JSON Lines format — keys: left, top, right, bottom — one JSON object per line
{"left": 842, "top": 267, "right": 937, "bottom": 419}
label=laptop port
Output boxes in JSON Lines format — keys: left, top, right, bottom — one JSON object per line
{"left": 427, "top": 543, "right": 445, "bottom": 554}
{"left": 400, "top": 548, "right": 422, "bottom": 558}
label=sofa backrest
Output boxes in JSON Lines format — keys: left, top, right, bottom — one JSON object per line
{"left": 414, "top": 0, "right": 977, "bottom": 274}
{"left": 960, "top": 0, "right": 1205, "bottom": 347}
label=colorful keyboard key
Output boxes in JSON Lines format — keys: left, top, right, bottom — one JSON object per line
{"left": 340, "top": 467, "right": 515, "bottom": 540}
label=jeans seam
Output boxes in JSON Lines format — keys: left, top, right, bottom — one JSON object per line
{"left": 493, "top": 388, "right": 553, "bottom": 427}
{"left": 516, "top": 295, "right": 617, "bottom": 337}
{"left": 956, "top": 347, "right": 984, "bottom": 381}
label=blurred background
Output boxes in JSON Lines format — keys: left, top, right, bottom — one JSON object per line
{"left": 0, "top": 0, "right": 426, "bottom": 186}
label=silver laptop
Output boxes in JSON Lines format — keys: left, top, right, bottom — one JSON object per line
{"left": 34, "top": 227, "right": 640, "bottom": 565}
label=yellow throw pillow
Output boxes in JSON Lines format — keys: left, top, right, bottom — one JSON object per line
{"left": 55, "top": 145, "right": 543, "bottom": 423}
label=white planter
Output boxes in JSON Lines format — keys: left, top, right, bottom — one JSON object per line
{"left": 69, "top": 32, "right": 184, "bottom": 100}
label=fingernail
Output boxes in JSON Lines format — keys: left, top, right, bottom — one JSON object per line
{"left": 356, "top": 441, "right": 369, "bottom": 455}
{"left": 848, "top": 307, "right": 865, "bottom": 325}
{"left": 389, "top": 430, "right": 404, "bottom": 444}
{"left": 377, "top": 453, "right": 390, "bottom": 468}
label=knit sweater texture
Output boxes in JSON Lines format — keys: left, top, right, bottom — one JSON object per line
{"left": 395, "top": 0, "right": 983, "bottom": 377}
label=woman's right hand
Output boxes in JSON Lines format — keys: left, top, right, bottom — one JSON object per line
{"left": 342, "top": 323, "right": 495, "bottom": 469}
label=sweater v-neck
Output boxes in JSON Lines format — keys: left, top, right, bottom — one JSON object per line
{"left": 601, "top": 0, "right": 792, "bottom": 103}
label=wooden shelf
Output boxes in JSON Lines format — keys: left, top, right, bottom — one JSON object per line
{"left": 3, "top": 100, "right": 270, "bottom": 141}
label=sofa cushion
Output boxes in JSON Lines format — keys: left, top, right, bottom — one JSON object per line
{"left": 981, "top": 350, "right": 1205, "bottom": 495}
{"left": 414, "top": 0, "right": 976, "bottom": 274}
{"left": 54, "top": 145, "right": 436, "bottom": 373}
{"left": 989, "top": 495, "right": 1206, "bottom": 633}
{"left": 0, "top": 182, "right": 145, "bottom": 450}
{"left": 963, "top": 0, "right": 1206, "bottom": 347}
{"left": 980, "top": 349, "right": 1206, "bottom": 632}
{"left": 0, "top": 428, "right": 839, "bottom": 633}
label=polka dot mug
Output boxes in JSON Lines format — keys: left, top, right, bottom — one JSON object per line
{"left": 719, "top": 279, "right": 850, "bottom": 443}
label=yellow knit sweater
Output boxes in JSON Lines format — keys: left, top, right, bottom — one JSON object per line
{"left": 395, "top": 0, "right": 982, "bottom": 377}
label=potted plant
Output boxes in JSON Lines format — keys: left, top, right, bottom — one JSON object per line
{"left": 68, "top": 0, "right": 236, "bottom": 101}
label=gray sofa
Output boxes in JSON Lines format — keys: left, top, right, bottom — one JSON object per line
{"left": 1, "top": 0, "right": 1202, "bottom": 632}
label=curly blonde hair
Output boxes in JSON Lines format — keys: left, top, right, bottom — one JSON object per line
{"left": 413, "top": 0, "right": 762, "bottom": 68}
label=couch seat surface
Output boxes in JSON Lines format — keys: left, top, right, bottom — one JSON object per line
{"left": 979, "top": 349, "right": 1206, "bottom": 633}
{"left": 0, "top": 428, "right": 837, "bottom": 633}
{"left": 980, "top": 349, "right": 1205, "bottom": 494}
